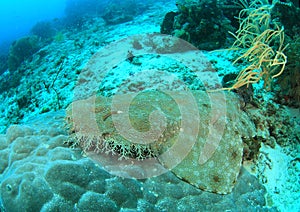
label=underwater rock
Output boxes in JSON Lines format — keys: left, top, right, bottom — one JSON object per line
{"left": 66, "top": 90, "right": 256, "bottom": 194}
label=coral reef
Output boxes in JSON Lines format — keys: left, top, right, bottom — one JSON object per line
{"left": 101, "top": 0, "right": 149, "bottom": 25}
{"left": 271, "top": 0, "right": 300, "bottom": 36}
{"left": 218, "top": 0, "right": 288, "bottom": 91}
{"left": 0, "top": 55, "right": 8, "bottom": 75}
{"left": 160, "top": 0, "right": 236, "bottom": 50}
{"left": 30, "top": 21, "right": 56, "bottom": 40}
{"left": 8, "top": 36, "right": 41, "bottom": 72}
{"left": 0, "top": 1, "right": 299, "bottom": 210}
{"left": 63, "top": 0, "right": 108, "bottom": 28}
{"left": 279, "top": 37, "right": 300, "bottom": 107}
{"left": 221, "top": 1, "right": 300, "bottom": 105}
{"left": 248, "top": 96, "right": 300, "bottom": 147}
{"left": 271, "top": 2, "right": 300, "bottom": 107}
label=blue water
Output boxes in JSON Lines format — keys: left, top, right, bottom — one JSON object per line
{"left": 0, "top": 0, "right": 67, "bottom": 54}
{"left": 0, "top": 0, "right": 66, "bottom": 53}
{"left": 0, "top": 0, "right": 112, "bottom": 55}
